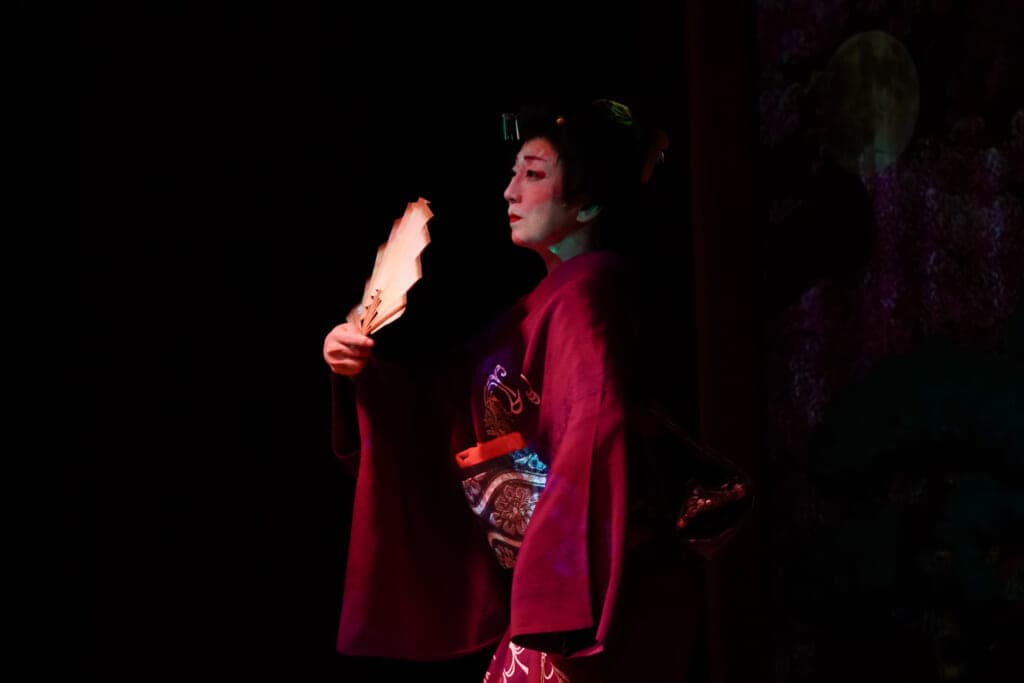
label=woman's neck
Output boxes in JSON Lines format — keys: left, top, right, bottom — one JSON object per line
{"left": 541, "top": 223, "right": 595, "bottom": 273}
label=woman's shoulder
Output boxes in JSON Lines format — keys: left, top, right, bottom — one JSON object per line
{"left": 524, "top": 251, "right": 639, "bottom": 330}
{"left": 529, "top": 251, "right": 633, "bottom": 302}
{"left": 563, "top": 249, "right": 632, "bottom": 280}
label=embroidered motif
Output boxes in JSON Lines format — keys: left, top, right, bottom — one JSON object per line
{"left": 459, "top": 447, "right": 549, "bottom": 568}
{"left": 484, "top": 364, "right": 541, "bottom": 437}
{"left": 487, "top": 642, "right": 572, "bottom": 682}
{"left": 493, "top": 484, "right": 533, "bottom": 535}
{"left": 540, "top": 652, "right": 571, "bottom": 682}
{"left": 503, "top": 642, "right": 529, "bottom": 682}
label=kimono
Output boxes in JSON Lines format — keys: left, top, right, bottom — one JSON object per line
{"left": 333, "top": 250, "right": 705, "bottom": 681}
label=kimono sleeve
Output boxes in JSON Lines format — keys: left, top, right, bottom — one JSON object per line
{"left": 336, "top": 357, "right": 509, "bottom": 659}
{"left": 329, "top": 373, "right": 362, "bottom": 474}
{"left": 508, "top": 275, "right": 636, "bottom": 657}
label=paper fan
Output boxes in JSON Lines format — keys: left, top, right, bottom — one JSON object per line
{"left": 347, "top": 197, "right": 433, "bottom": 335}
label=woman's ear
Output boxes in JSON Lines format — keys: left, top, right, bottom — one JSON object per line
{"left": 577, "top": 204, "right": 602, "bottom": 223}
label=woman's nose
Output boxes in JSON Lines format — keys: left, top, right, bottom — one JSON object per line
{"left": 503, "top": 177, "right": 518, "bottom": 203}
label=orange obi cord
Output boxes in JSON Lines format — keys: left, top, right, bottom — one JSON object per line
{"left": 453, "top": 432, "right": 527, "bottom": 469}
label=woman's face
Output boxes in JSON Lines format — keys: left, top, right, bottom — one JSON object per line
{"left": 503, "top": 137, "right": 582, "bottom": 251}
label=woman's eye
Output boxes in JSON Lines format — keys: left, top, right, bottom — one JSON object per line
{"left": 510, "top": 167, "right": 545, "bottom": 180}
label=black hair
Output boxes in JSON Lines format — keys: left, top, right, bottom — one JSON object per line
{"left": 511, "top": 98, "right": 668, "bottom": 249}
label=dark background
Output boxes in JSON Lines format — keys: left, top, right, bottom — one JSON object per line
{"left": 84, "top": 2, "right": 1023, "bottom": 681}
{"left": 86, "top": 4, "right": 692, "bottom": 680}
{"left": 753, "top": 2, "right": 1023, "bottom": 680}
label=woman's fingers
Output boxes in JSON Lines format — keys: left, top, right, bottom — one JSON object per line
{"left": 323, "top": 322, "right": 375, "bottom": 375}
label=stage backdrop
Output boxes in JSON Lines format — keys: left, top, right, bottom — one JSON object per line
{"left": 753, "top": 2, "right": 1023, "bottom": 681}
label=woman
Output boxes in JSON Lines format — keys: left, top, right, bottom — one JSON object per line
{"left": 324, "top": 99, "right": 706, "bottom": 682}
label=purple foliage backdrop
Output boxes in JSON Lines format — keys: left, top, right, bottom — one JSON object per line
{"left": 755, "top": 1, "right": 1022, "bottom": 680}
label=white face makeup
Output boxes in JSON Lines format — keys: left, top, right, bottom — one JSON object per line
{"left": 503, "top": 138, "right": 584, "bottom": 253}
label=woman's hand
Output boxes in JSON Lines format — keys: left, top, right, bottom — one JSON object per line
{"left": 323, "top": 322, "right": 375, "bottom": 376}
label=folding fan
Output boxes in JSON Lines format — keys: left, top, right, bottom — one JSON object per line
{"left": 347, "top": 197, "right": 433, "bottom": 335}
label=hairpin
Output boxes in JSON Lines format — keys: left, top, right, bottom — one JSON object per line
{"left": 500, "top": 113, "right": 520, "bottom": 142}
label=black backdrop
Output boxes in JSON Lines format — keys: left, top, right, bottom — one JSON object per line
{"left": 86, "top": 4, "right": 694, "bottom": 680}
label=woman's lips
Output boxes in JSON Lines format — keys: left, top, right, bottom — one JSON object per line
{"left": 509, "top": 214, "right": 522, "bottom": 223}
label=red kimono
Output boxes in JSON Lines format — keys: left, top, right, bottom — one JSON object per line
{"left": 334, "top": 251, "right": 704, "bottom": 681}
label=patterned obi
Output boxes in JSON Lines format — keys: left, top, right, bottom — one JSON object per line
{"left": 454, "top": 432, "right": 549, "bottom": 569}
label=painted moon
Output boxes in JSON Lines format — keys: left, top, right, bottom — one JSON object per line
{"left": 818, "top": 30, "right": 920, "bottom": 176}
